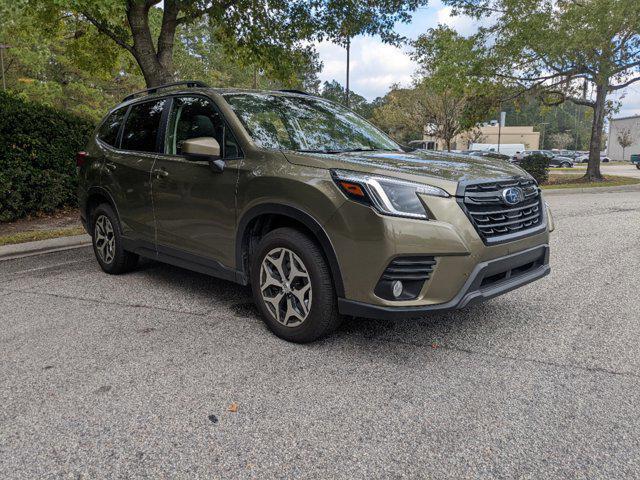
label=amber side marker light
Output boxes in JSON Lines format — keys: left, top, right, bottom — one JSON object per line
{"left": 339, "top": 181, "right": 365, "bottom": 198}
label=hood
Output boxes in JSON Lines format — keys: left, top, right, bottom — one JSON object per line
{"left": 283, "top": 149, "right": 531, "bottom": 195}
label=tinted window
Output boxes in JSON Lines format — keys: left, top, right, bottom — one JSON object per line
{"left": 165, "top": 96, "right": 241, "bottom": 159}
{"left": 97, "top": 108, "right": 126, "bottom": 147}
{"left": 121, "top": 99, "right": 167, "bottom": 152}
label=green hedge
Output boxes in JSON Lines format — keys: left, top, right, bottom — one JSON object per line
{"left": 519, "top": 153, "right": 549, "bottom": 185}
{"left": 0, "top": 91, "right": 95, "bottom": 222}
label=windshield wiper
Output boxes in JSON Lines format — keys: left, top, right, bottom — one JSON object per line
{"left": 296, "top": 149, "right": 342, "bottom": 154}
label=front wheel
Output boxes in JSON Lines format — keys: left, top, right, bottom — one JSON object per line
{"left": 561, "top": 162, "right": 572, "bottom": 168}
{"left": 250, "top": 228, "right": 340, "bottom": 343}
{"left": 636, "top": 164, "right": 640, "bottom": 170}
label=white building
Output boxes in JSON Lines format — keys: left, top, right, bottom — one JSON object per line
{"left": 608, "top": 115, "right": 640, "bottom": 161}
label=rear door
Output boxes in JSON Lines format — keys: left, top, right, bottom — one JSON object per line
{"left": 101, "top": 98, "right": 167, "bottom": 246}
{"left": 151, "top": 95, "right": 243, "bottom": 269}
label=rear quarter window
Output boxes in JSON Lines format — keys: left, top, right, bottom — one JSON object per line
{"left": 97, "top": 107, "right": 127, "bottom": 147}
{"left": 120, "top": 99, "right": 167, "bottom": 153}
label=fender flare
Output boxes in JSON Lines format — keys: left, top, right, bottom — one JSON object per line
{"left": 236, "top": 203, "right": 345, "bottom": 297}
{"left": 84, "top": 186, "right": 121, "bottom": 225}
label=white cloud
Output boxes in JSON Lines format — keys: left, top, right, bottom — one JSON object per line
{"left": 315, "top": 37, "right": 416, "bottom": 100}
{"left": 611, "top": 80, "right": 640, "bottom": 118}
{"left": 435, "top": 5, "right": 482, "bottom": 36}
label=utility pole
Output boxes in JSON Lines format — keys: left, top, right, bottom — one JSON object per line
{"left": 0, "top": 44, "right": 11, "bottom": 91}
{"left": 497, "top": 111, "right": 506, "bottom": 153}
{"left": 345, "top": 37, "right": 350, "bottom": 108}
{"left": 539, "top": 122, "right": 549, "bottom": 149}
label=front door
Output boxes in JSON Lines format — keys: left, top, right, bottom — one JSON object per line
{"left": 151, "top": 95, "right": 242, "bottom": 270}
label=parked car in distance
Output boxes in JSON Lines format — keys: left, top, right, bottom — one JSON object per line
{"left": 552, "top": 150, "right": 583, "bottom": 160}
{"left": 631, "top": 153, "right": 640, "bottom": 169}
{"left": 470, "top": 143, "right": 525, "bottom": 158}
{"left": 575, "top": 153, "right": 610, "bottom": 163}
{"left": 465, "top": 150, "right": 513, "bottom": 161}
{"left": 78, "top": 81, "right": 553, "bottom": 343}
{"left": 521, "top": 150, "right": 574, "bottom": 167}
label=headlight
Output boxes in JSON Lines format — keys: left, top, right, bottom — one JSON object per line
{"left": 331, "top": 169, "right": 449, "bottom": 219}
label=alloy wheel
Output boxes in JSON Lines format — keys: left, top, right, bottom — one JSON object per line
{"left": 259, "top": 247, "right": 312, "bottom": 327}
{"left": 94, "top": 215, "right": 115, "bottom": 264}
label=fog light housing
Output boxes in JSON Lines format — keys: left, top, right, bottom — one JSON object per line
{"left": 392, "top": 280, "right": 403, "bottom": 298}
{"left": 373, "top": 256, "right": 437, "bottom": 301}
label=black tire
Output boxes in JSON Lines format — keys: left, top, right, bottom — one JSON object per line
{"left": 250, "top": 228, "right": 340, "bottom": 343}
{"left": 90, "top": 203, "right": 138, "bottom": 274}
{"left": 561, "top": 162, "right": 572, "bottom": 168}
{"left": 636, "top": 164, "right": 640, "bottom": 170}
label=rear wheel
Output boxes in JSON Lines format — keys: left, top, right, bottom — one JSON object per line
{"left": 250, "top": 228, "right": 340, "bottom": 343}
{"left": 91, "top": 204, "right": 138, "bottom": 274}
{"left": 561, "top": 162, "right": 572, "bottom": 168}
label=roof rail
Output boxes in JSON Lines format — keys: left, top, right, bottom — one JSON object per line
{"left": 277, "top": 89, "right": 310, "bottom": 96}
{"left": 123, "top": 80, "right": 210, "bottom": 102}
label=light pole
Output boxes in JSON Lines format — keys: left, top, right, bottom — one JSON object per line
{"left": 345, "top": 36, "right": 350, "bottom": 108}
{"left": 0, "top": 44, "right": 11, "bottom": 91}
{"left": 538, "top": 122, "right": 549, "bottom": 149}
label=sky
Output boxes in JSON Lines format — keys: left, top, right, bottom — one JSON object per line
{"left": 314, "top": 1, "right": 640, "bottom": 119}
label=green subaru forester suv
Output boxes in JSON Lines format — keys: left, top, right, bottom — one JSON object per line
{"left": 78, "top": 81, "right": 553, "bottom": 342}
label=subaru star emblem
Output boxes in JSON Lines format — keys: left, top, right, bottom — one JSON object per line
{"left": 502, "top": 187, "right": 524, "bottom": 205}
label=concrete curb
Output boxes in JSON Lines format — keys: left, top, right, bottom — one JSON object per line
{"left": 542, "top": 183, "right": 640, "bottom": 196}
{"left": 0, "top": 234, "right": 92, "bottom": 261}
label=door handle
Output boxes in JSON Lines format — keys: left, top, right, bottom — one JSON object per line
{"left": 105, "top": 162, "right": 117, "bottom": 171}
{"left": 153, "top": 168, "right": 169, "bottom": 179}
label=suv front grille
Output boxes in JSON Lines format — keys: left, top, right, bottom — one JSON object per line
{"left": 458, "top": 178, "right": 544, "bottom": 244}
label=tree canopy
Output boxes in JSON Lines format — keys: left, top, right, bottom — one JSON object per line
{"left": 441, "top": 0, "right": 640, "bottom": 180}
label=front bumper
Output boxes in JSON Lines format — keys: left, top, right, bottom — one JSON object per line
{"left": 337, "top": 244, "right": 550, "bottom": 320}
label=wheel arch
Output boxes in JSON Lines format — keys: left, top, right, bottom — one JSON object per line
{"left": 84, "top": 187, "right": 121, "bottom": 229}
{"left": 236, "top": 204, "right": 345, "bottom": 297}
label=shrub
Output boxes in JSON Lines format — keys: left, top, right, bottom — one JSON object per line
{"left": 519, "top": 153, "right": 549, "bottom": 185}
{"left": 0, "top": 92, "right": 95, "bottom": 222}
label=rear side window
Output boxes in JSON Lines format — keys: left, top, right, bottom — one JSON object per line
{"left": 97, "top": 108, "right": 126, "bottom": 147}
{"left": 121, "top": 99, "right": 167, "bottom": 153}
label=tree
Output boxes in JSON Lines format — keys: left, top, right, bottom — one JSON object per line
{"left": 0, "top": 1, "right": 144, "bottom": 121}
{"left": 371, "top": 79, "right": 489, "bottom": 150}
{"left": 411, "top": 27, "right": 502, "bottom": 150}
{"left": 461, "top": 128, "right": 487, "bottom": 148}
{"left": 319, "top": 80, "right": 376, "bottom": 118}
{"left": 443, "top": 0, "right": 640, "bottom": 181}
{"left": 414, "top": 82, "right": 470, "bottom": 151}
{"left": 370, "top": 86, "right": 424, "bottom": 143}
{"left": 617, "top": 127, "right": 634, "bottom": 161}
{"left": 549, "top": 132, "right": 573, "bottom": 150}
{"left": 501, "top": 95, "right": 593, "bottom": 150}
{"left": 60, "top": 1, "right": 429, "bottom": 89}
{"left": 0, "top": 2, "right": 323, "bottom": 120}
{"left": 309, "top": 0, "right": 429, "bottom": 106}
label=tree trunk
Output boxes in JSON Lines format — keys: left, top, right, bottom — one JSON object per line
{"left": 126, "top": 2, "right": 175, "bottom": 87}
{"left": 584, "top": 82, "right": 607, "bottom": 181}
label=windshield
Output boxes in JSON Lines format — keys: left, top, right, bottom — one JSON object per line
{"left": 223, "top": 93, "right": 400, "bottom": 153}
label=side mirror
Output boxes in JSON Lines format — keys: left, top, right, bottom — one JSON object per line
{"left": 181, "top": 137, "right": 224, "bottom": 173}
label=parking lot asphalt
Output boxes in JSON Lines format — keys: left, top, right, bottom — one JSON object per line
{"left": 2, "top": 190, "right": 640, "bottom": 479}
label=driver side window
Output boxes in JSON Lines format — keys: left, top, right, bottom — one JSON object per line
{"left": 165, "top": 96, "right": 241, "bottom": 158}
